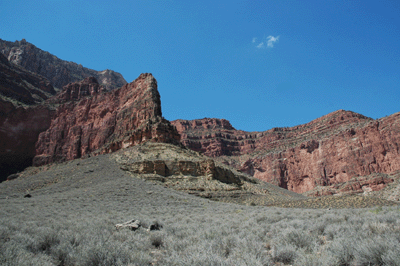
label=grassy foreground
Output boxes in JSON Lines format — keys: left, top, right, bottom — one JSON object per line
{"left": 1, "top": 153, "right": 400, "bottom": 265}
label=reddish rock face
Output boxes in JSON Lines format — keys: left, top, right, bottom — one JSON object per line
{"left": 34, "top": 73, "right": 180, "bottom": 166}
{"left": 172, "top": 110, "right": 400, "bottom": 194}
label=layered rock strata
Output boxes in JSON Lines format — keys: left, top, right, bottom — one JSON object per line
{"left": 172, "top": 110, "right": 400, "bottom": 194}
{"left": 34, "top": 73, "right": 180, "bottom": 166}
{"left": 0, "top": 38, "right": 127, "bottom": 90}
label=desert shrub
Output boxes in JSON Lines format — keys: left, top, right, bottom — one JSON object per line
{"left": 271, "top": 243, "right": 298, "bottom": 264}
{"left": 79, "top": 241, "right": 134, "bottom": 266}
{"left": 0, "top": 240, "right": 54, "bottom": 266}
{"left": 50, "top": 241, "right": 76, "bottom": 266}
{"left": 323, "top": 222, "right": 354, "bottom": 240}
{"left": 309, "top": 220, "right": 326, "bottom": 235}
{"left": 211, "top": 235, "right": 239, "bottom": 258}
{"left": 272, "top": 227, "right": 314, "bottom": 252}
{"left": 369, "top": 206, "right": 383, "bottom": 214}
{"left": 325, "top": 236, "right": 356, "bottom": 265}
{"left": 27, "top": 230, "right": 60, "bottom": 255}
{"left": 0, "top": 225, "right": 10, "bottom": 246}
{"left": 158, "top": 249, "right": 227, "bottom": 266}
{"left": 382, "top": 248, "right": 400, "bottom": 266}
{"left": 354, "top": 235, "right": 400, "bottom": 266}
{"left": 295, "top": 253, "right": 339, "bottom": 266}
{"left": 150, "top": 232, "right": 164, "bottom": 248}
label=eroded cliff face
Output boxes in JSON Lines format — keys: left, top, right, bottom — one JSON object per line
{"left": 34, "top": 73, "right": 180, "bottom": 166}
{"left": 172, "top": 110, "right": 400, "bottom": 194}
{"left": 0, "top": 38, "right": 127, "bottom": 90}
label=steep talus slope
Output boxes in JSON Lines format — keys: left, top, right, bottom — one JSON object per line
{"left": 34, "top": 73, "right": 180, "bottom": 166}
{"left": 173, "top": 110, "right": 400, "bottom": 195}
{"left": 0, "top": 38, "right": 127, "bottom": 90}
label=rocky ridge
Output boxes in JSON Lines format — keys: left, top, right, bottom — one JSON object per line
{"left": 34, "top": 73, "right": 180, "bottom": 166}
{"left": 0, "top": 38, "right": 127, "bottom": 90}
{"left": 172, "top": 110, "right": 400, "bottom": 196}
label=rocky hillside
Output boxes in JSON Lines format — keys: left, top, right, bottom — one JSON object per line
{"left": 172, "top": 110, "right": 400, "bottom": 195}
{"left": 0, "top": 39, "right": 127, "bottom": 90}
{"left": 34, "top": 73, "right": 180, "bottom": 166}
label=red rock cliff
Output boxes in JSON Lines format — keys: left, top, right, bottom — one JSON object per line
{"left": 172, "top": 110, "right": 400, "bottom": 194}
{"left": 33, "top": 73, "right": 180, "bottom": 166}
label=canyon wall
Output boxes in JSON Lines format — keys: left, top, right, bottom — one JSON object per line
{"left": 172, "top": 111, "right": 400, "bottom": 194}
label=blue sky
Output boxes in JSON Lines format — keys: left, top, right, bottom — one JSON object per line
{"left": 1, "top": 0, "right": 399, "bottom": 131}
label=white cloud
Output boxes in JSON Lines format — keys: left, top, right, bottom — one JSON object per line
{"left": 267, "top": 35, "right": 279, "bottom": 48}
{"left": 253, "top": 35, "right": 280, "bottom": 49}
{"left": 256, "top": 42, "right": 264, "bottom": 48}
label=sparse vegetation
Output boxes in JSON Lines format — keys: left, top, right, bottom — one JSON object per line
{"left": 1, "top": 147, "right": 399, "bottom": 265}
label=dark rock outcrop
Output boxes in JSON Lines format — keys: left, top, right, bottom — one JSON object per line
{"left": 173, "top": 110, "right": 400, "bottom": 195}
{"left": 0, "top": 38, "right": 127, "bottom": 90}
{"left": 34, "top": 73, "right": 180, "bottom": 166}
{"left": 0, "top": 54, "right": 56, "bottom": 181}
{"left": 0, "top": 98, "right": 54, "bottom": 181}
{"left": 0, "top": 52, "right": 55, "bottom": 105}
